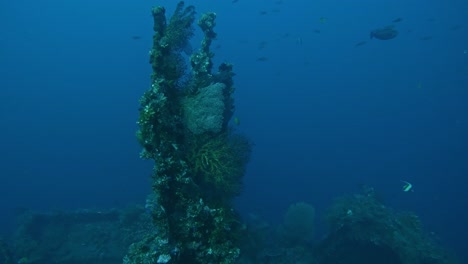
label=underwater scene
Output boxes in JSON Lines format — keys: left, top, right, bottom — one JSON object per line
{"left": 1, "top": 0, "right": 467, "bottom": 263}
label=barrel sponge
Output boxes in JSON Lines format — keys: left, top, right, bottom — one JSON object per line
{"left": 184, "top": 82, "right": 225, "bottom": 135}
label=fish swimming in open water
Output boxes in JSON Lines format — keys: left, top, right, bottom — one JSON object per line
{"left": 354, "top": 41, "right": 367, "bottom": 47}
{"left": 370, "top": 25, "right": 398, "bottom": 40}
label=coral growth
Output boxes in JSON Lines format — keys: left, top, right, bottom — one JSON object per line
{"left": 282, "top": 202, "right": 315, "bottom": 243}
{"left": 188, "top": 133, "right": 252, "bottom": 197}
{"left": 128, "top": 2, "right": 252, "bottom": 264}
{"left": 183, "top": 83, "right": 226, "bottom": 135}
{"left": 318, "top": 187, "right": 456, "bottom": 264}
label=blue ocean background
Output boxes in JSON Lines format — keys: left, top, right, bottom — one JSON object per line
{"left": 1, "top": 0, "right": 467, "bottom": 261}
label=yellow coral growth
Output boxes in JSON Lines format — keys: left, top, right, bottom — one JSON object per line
{"left": 192, "top": 136, "right": 235, "bottom": 182}
{"left": 188, "top": 133, "right": 249, "bottom": 196}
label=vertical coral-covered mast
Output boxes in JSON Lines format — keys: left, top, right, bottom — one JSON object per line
{"left": 124, "top": 2, "right": 252, "bottom": 264}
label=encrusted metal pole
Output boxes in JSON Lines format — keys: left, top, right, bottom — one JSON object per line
{"left": 124, "top": 2, "right": 252, "bottom": 263}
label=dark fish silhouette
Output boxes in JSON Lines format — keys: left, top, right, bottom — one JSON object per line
{"left": 392, "top": 18, "right": 402, "bottom": 23}
{"left": 450, "top": 24, "right": 463, "bottom": 30}
{"left": 370, "top": 26, "right": 398, "bottom": 40}
{"left": 132, "top": 36, "right": 142, "bottom": 40}
{"left": 419, "top": 36, "right": 433, "bottom": 41}
{"left": 256, "top": 57, "right": 268, "bottom": 62}
{"left": 354, "top": 41, "right": 367, "bottom": 47}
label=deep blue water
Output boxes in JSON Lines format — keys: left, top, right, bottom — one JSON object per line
{"left": 1, "top": 0, "right": 467, "bottom": 261}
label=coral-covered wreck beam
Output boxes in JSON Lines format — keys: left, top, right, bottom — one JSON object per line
{"left": 125, "top": 2, "right": 252, "bottom": 264}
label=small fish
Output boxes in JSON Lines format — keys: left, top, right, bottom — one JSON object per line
{"left": 233, "top": 117, "right": 240, "bottom": 126}
{"left": 319, "top": 17, "right": 327, "bottom": 24}
{"left": 419, "top": 36, "right": 433, "bottom": 41}
{"left": 256, "top": 56, "right": 269, "bottom": 62}
{"left": 258, "top": 41, "right": 268, "bottom": 50}
{"left": 313, "top": 29, "right": 321, "bottom": 34}
{"left": 450, "top": 24, "right": 463, "bottom": 30}
{"left": 354, "top": 41, "right": 367, "bottom": 47}
{"left": 132, "top": 36, "right": 142, "bottom": 40}
{"left": 232, "top": 0, "right": 239, "bottom": 3}
{"left": 370, "top": 25, "right": 398, "bottom": 40}
{"left": 259, "top": 11, "right": 268, "bottom": 15}
{"left": 296, "top": 37, "right": 303, "bottom": 45}
{"left": 401, "top": 180, "right": 413, "bottom": 192}
{"left": 392, "top": 18, "right": 402, "bottom": 23}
